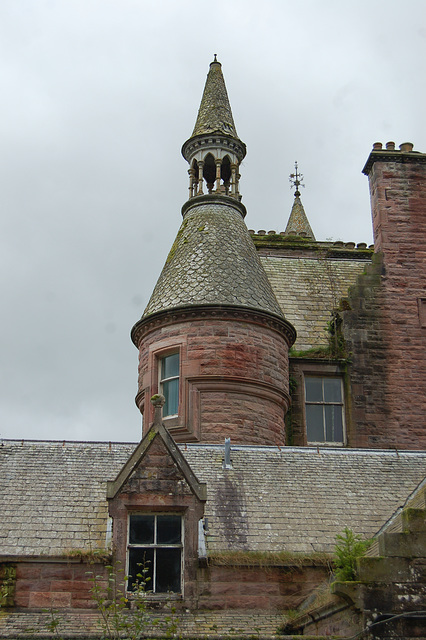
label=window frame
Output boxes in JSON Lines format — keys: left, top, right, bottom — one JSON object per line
{"left": 158, "top": 352, "right": 180, "bottom": 419}
{"left": 304, "top": 374, "right": 346, "bottom": 445}
{"left": 127, "top": 513, "right": 184, "bottom": 596}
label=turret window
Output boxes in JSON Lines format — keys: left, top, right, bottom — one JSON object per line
{"left": 305, "top": 376, "right": 344, "bottom": 443}
{"left": 159, "top": 353, "right": 179, "bottom": 417}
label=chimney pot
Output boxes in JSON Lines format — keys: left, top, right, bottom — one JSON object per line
{"left": 386, "top": 141, "right": 395, "bottom": 150}
{"left": 373, "top": 142, "right": 383, "bottom": 150}
{"left": 399, "top": 142, "right": 414, "bottom": 152}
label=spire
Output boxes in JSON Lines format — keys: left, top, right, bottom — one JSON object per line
{"left": 182, "top": 58, "right": 246, "bottom": 201}
{"left": 284, "top": 163, "right": 316, "bottom": 240}
{"left": 191, "top": 56, "right": 239, "bottom": 139}
{"left": 136, "top": 59, "right": 286, "bottom": 323}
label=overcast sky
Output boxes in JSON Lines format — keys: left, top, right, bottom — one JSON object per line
{"left": 1, "top": 0, "right": 425, "bottom": 443}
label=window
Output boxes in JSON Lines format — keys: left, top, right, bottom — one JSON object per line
{"left": 159, "top": 353, "right": 179, "bottom": 417}
{"left": 305, "top": 376, "right": 344, "bottom": 443}
{"left": 127, "top": 514, "right": 182, "bottom": 593}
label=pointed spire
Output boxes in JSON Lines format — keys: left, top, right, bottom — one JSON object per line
{"left": 182, "top": 58, "right": 246, "bottom": 201}
{"left": 191, "top": 56, "right": 239, "bottom": 139}
{"left": 284, "top": 163, "right": 316, "bottom": 240}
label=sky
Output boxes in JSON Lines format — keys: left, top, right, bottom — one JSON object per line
{"left": 1, "top": 0, "right": 425, "bottom": 443}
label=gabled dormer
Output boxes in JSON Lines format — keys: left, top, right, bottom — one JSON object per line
{"left": 107, "top": 396, "right": 206, "bottom": 603}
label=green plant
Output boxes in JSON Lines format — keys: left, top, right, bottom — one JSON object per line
{"left": 208, "top": 549, "right": 331, "bottom": 568}
{"left": 0, "top": 565, "right": 16, "bottom": 608}
{"left": 43, "top": 608, "right": 64, "bottom": 639}
{"left": 86, "top": 560, "right": 180, "bottom": 640}
{"left": 64, "top": 548, "right": 112, "bottom": 563}
{"left": 87, "top": 561, "right": 147, "bottom": 639}
{"left": 334, "top": 527, "right": 372, "bottom": 581}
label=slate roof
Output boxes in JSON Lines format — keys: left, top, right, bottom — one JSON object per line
{"left": 141, "top": 200, "right": 284, "bottom": 319}
{"left": 284, "top": 195, "right": 315, "bottom": 240}
{"left": 190, "top": 59, "right": 239, "bottom": 140}
{"left": 260, "top": 255, "right": 368, "bottom": 350}
{"left": 1, "top": 440, "right": 425, "bottom": 557}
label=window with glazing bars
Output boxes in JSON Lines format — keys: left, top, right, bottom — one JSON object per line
{"left": 127, "top": 514, "right": 182, "bottom": 593}
{"left": 305, "top": 376, "right": 344, "bottom": 443}
{"left": 159, "top": 353, "right": 179, "bottom": 417}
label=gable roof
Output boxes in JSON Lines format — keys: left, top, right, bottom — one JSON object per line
{"left": 106, "top": 422, "right": 207, "bottom": 501}
{"left": 1, "top": 439, "right": 424, "bottom": 557}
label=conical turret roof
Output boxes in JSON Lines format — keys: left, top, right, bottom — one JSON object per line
{"left": 191, "top": 57, "right": 239, "bottom": 139}
{"left": 141, "top": 197, "right": 284, "bottom": 319}
{"left": 284, "top": 195, "right": 316, "bottom": 240}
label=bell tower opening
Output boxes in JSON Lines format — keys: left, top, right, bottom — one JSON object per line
{"left": 203, "top": 153, "right": 216, "bottom": 193}
{"left": 221, "top": 155, "right": 231, "bottom": 194}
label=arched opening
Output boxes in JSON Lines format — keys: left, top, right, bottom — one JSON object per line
{"left": 221, "top": 156, "right": 231, "bottom": 194}
{"left": 189, "top": 159, "right": 199, "bottom": 198}
{"left": 203, "top": 154, "right": 216, "bottom": 193}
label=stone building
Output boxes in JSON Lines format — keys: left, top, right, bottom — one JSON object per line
{"left": 0, "top": 58, "right": 425, "bottom": 639}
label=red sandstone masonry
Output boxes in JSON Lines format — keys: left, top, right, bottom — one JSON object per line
{"left": 196, "top": 564, "right": 329, "bottom": 610}
{"left": 14, "top": 562, "right": 107, "bottom": 609}
{"left": 344, "top": 151, "right": 426, "bottom": 449}
{"left": 136, "top": 317, "right": 290, "bottom": 445}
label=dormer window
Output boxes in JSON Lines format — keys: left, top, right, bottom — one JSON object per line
{"left": 159, "top": 353, "right": 179, "bottom": 417}
{"left": 127, "top": 514, "right": 182, "bottom": 593}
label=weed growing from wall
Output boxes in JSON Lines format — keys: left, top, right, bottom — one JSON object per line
{"left": 334, "top": 527, "right": 372, "bottom": 581}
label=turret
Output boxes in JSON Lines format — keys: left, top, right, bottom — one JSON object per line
{"left": 181, "top": 55, "right": 246, "bottom": 201}
{"left": 131, "top": 59, "right": 296, "bottom": 446}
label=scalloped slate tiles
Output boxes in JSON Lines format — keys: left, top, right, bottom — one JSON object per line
{"left": 142, "top": 202, "right": 284, "bottom": 319}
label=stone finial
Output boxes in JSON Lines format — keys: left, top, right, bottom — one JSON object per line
{"left": 151, "top": 394, "right": 165, "bottom": 426}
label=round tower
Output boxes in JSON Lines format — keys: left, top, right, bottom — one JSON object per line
{"left": 131, "top": 58, "right": 296, "bottom": 445}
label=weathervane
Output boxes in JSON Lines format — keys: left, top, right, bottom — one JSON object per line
{"left": 289, "top": 162, "right": 304, "bottom": 197}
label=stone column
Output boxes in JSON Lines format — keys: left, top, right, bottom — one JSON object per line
{"left": 188, "top": 167, "right": 196, "bottom": 199}
{"left": 197, "top": 161, "right": 204, "bottom": 195}
{"left": 215, "top": 158, "right": 222, "bottom": 192}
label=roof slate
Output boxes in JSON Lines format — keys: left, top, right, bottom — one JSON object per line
{"left": 142, "top": 201, "right": 284, "bottom": 319}
{"left": 1, "top": 440, "right": 424, "bottom": 557}
{"left": 261, "top": 255, "right": 368, "bottom": 350}
{"left": 190, "top": 60, "right": 239, "bottom": 139}
{"left": 284, "top": 196, "right": 316, "bottom": 240}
